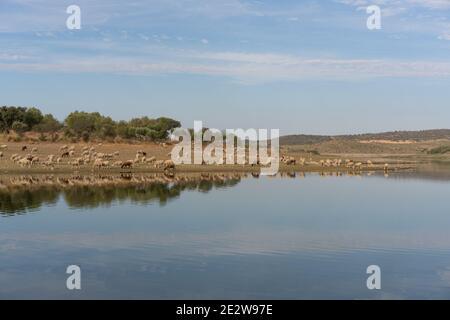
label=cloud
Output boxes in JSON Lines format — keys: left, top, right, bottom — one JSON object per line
{"left": 2, "top": 0, "right": 450, "bottom": 82}
{"left": 408, "top": 0, "right": 450, "bottom": 9}
{"left": 0, "top": 0, "right": 261, "bottom": 32}
{"left": 338, "top": 0, "right": 450, "bottom": 40}
{"left": 2, "top": 45, "right": 450, "bottom": 83}
{"left": 338, "top": 0, "right": 450, "bottom": 16}
{"left": 338, "top": 0, "right": 450, "bottom": 11}
{"left": 438, "top": 33, "right": 450, "bottom": 40}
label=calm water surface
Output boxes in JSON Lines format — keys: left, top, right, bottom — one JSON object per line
{"left": 1, "top": 170, "right": 450, "bottom": 299}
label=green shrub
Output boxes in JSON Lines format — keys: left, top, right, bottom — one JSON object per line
{"left": 11, "top": 121, "right": 28, "bottom": 133}
{"left": 1, "top": 106, "right": 181, "bottom": 142}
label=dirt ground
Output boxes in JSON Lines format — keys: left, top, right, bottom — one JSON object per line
{"left": 0, "top": 140, "right": 421, "bottom": 174}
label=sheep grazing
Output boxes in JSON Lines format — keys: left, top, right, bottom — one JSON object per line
{"left": 61, "top": 151, "right": 70, "bottom": 158}
{"left": 147, "top": 156, "right": 156, "bottom": 163}
{"left": 69, "top": 150, "right": 75, "bottom": 157}
{"left": 0, "top": 144, "right": 7, "bottom": 150}
{"left": 93, "top": 159, "right": 102, "bottom": 169}
{"left": 113, "top": 161, "right": 124, "bottom": 167}
{"left": 285, "top": 157, "right": 296, "bottom": 165}
{"left": 42, "top": 160, "right": 54, "bottom": 167}
{"left": 75, "top": 157, "right": 85, "bottom": 166}
{"left": 163, "top": 159, "right": 175, "bottom": 170}
{"left": 259, "top": 157, "right": 273, "bottom": 166}
{"left": 354, "top": 162, "right": 363, "bottom": 170}
{"left": 22, "top": 146, "right": 27, "bottom": 151}
{"left": 18, "top": 158, "right": 31, "bottom": 167}
{"left": 93, "top": 158, "right": 109, "bottom": 169}
{"left": 154, "top": 160, "right": 164, "bottom": 168}
{"left": 31, "top": 147, "right": 38, "bottom": 153}
{"left": 121, "top": 160, "right": 134, "bottom": 169}
{"left": 280, "top": 155, "right": 296, "bottom": 165}
{"left": 113, "top": 151, "right": 120, "bottom": 156}
{"left": 60, "top": 145, "right": 68, "bottom": 152}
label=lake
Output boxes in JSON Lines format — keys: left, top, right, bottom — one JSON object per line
{"left": 1, "top": 169, "right": 450, "bottom": 299}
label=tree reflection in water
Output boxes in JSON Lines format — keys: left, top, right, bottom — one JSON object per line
{"left": 0, "top": 173, "right": 242, "bottom": 215}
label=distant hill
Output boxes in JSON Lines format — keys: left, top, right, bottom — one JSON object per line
{"left": 281, "top": 129, "right": 450, "bottom": 145}
{"left": 280, "top": 134, "right": 333, "bottom": 145}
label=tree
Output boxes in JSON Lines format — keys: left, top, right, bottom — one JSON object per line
{"left": 152, "top": 117, "right": 181, "bottom": 138}
{"left": 97, "top": 116, "right": 116, "bottom": 139}
{"left": 0, "top": 106, "right": 27, "bottom": 132}
{"left": 12, "top": 121, "right": 28, "bottom": 133}
{"left": 34, "top": 114, "right": 62, "bottom": 132}
{"left": 24, "top": 107, "right": 44, "bottom": 130}
{"left": 64, "top": 111, "right": 98, "bottom": 137}
{"left": 0, "top": 106, "right": 182, "bottom": 142}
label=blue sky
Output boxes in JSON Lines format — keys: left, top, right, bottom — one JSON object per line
{"left": 1, "top": 0, "right": 450, "bottom": 134}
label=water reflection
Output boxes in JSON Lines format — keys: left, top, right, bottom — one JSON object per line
{"left": 0, "top": 173, "right": 242, "bottom": 215}
{"left": 1, "top": 168, "right": 450, "bottom": 299}
{"left": 0, "top": 171, "right": 377, "bottom": 215}
{"left": 1, "top": 165, "right": 449, "bottom": 216}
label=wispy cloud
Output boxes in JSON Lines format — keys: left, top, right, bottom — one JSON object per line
{"left": 338, "top": 0, "right": 450, "bottom": 40}
{"left": 2, "top": 45, "right": 450, "bottom": 83}
{"left": 338, "top": 0, "right": 450, "bottom": 11}
{"left": 2, "top": 0, "right": 450, "bottom": 83}
{"left": 0, "top": 0, "right": 262, "bottom": 32}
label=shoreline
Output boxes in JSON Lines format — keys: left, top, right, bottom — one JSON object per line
{"left": 0, "top": 163, "right": 415, "bottom": 175}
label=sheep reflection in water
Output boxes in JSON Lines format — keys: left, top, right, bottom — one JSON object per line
{"left": 0, "top": 173, "right": 243, "bottom": 215}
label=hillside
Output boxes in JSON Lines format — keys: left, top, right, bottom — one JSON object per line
{"left": 281, "top": 129, "right": 450, "bottom": 145}
{"left": 280, "top": 129, "right": 450, "bottom": 155}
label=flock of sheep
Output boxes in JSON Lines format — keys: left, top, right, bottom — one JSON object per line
{"left": 0, "top": 144, "right": 175, "bottom": 171}
{"left": 0, "top": 143, "right": 389, "bottom": 172}
{"left": 279, "top": 154, "right": 389, "bottom": 172}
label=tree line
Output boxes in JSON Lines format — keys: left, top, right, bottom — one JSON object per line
{"left": 0, "top": 106, "right": 181, "bottom": 142}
